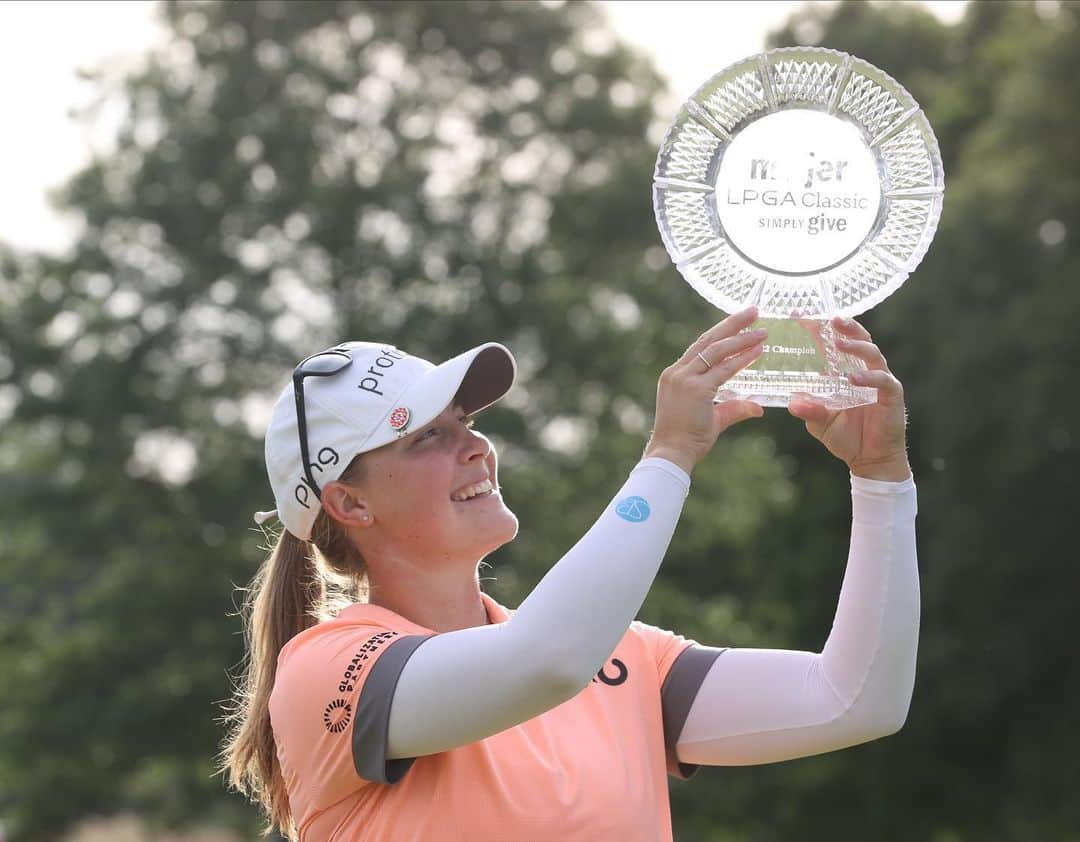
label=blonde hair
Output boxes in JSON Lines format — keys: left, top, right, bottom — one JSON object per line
{"left": 218, "top": 457, "right": 368, "bottom": 840}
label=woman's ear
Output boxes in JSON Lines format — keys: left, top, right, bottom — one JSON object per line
{"left": 320, "top": 480, "right": 373, "bottom": 529}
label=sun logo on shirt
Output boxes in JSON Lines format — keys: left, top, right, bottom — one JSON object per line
{"left": 323, "top": 698, "right": 353, "bottom": 734}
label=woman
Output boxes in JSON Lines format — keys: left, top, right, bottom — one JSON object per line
{"left": 220, "top": 305, "right": 918, "bottom": 841}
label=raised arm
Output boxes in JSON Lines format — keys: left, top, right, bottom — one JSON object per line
{"left": 386, "top": 457, "right": 689, "bottom": 759}
{"left": 675, "top": 315, "right": 918, "bottom": 765}
{"left": 386, "top": 308, "right": 768, "bottom": 760}
{"left": 674, "top": 473, "right": 918, "bottom": 765}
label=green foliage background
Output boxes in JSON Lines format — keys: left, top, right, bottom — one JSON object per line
{"left": 1, "top": 1, "right": 1077, "bottom": 839}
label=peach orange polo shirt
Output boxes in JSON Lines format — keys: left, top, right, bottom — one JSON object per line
{"left": 269, "top": 592, "right": 725, "bottom": 841}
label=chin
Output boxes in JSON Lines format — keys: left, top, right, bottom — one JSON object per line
{"left": 477, "top": 508, "right": 519, "bottom": 557}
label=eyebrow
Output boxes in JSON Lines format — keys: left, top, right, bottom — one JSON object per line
{"left": 404, "top": 407, "right": 464, "bottom": 446}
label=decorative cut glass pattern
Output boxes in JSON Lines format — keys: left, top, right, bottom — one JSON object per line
{"left": 872, "top": 200, "right": 932, "bottom": 265}
{"left": 681, "top": 241, "right": 763, "bottom": 309}
{"left": 698, "top": 63, "right": 768, "bottom": 132}
{"left": 838, "top": 73, "right": 906, "bottom": 142}
{"left": 880, "top": 123, "right": 935, "bottom": 191}
{"left": 824, "top": 251, "right": 896, "bottom": 312}
{"left": 654, "top": 189, "right": 716, "bottom": 257}
{"left": 655, "top": 119, "right": 718, "bottom": 183}
{"left": 758, "top": 279, "right": 825, "bottom": 315}
{"left": 770, "top": 58, "right": 839, "bottom": 106}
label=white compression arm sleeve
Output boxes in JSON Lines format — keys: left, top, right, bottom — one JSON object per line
{"left": 387, "top": 457, "right": 690, "bottom": 760}
{"left": 675, "top": 474, "right": 919, "bottom": 766}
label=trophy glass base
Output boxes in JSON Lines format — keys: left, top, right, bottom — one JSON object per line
{"left": 714, "top": 317, "right": 878, "bottom": 409}
{"left": 716, "top": 371, "right": 878, "bottom": 409}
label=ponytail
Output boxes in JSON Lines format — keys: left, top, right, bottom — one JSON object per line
{"left": 218, "top": 454, "right": 368, "bottom": 840}
{"left": 219, "top": 530, "right": 318, "bottom": 840}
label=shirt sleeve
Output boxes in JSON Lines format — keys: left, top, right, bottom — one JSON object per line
{"left": 631, "top": 621, "right": 727, "bottom": 781}
{"left": 673, "top": 474, "right": 919, "bottom": 767}
{"left": 270, "top": 625, "right": 435, "bottom": 801}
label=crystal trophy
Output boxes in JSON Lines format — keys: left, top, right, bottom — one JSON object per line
{"left": 653, "top": 48, "right": 944, "bottom": 407}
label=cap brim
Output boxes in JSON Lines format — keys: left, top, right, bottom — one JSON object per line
{"left": 367, "top": 343, "right": 515, "bottom": 448}
{"left": 441, "top": 343, "right": 516, "bottom": 416}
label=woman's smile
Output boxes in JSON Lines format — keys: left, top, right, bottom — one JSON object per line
{"left": 452, "top": 488, "right": 498, "bottom": 504}
{"left": 450, "top": 478, "right": 495, "bottom": 502}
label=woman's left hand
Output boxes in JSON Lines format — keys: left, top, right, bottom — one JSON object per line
{"left": 788, "top": 317, "right": 912, "bottom": 482}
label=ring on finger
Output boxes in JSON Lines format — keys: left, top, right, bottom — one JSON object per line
{"left": 696, "top": 351, "right": 713, "bottom": 371}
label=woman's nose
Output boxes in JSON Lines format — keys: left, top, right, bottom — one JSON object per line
{"left": 462, "top": 428, "right": 491, "bottom": 462}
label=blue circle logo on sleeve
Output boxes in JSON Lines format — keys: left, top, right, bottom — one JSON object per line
{"left": 615, "top": 496, "right": 651, "bottom": 523}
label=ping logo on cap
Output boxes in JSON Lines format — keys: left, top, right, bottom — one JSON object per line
{"left": 389, "top": 406, "right": 411, "bottom": 432}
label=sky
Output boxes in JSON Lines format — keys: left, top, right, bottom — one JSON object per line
{"left": 0, "top": 0, "right": 968, "bottom": 256}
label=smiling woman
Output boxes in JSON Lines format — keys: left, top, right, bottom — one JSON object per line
{"left": 220, "top": 312, "right": 918, "bottom": 842}
{"left": 220, "top": 339, "right": 521, "bottom": 835}
{"left": 331, "top": 399, "right": 521, "bottom": 620}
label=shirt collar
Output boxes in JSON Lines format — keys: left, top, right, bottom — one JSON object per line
{"left": 335, "top": 590, "right": 511, "bottom": 632}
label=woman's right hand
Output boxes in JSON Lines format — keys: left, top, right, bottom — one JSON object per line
{"left": 644, "top": 306, "right": 766, "bottom": 474}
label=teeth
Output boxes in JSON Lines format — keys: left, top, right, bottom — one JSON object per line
{"left": 451, "top": 478, "right": 493, "bottom": 501}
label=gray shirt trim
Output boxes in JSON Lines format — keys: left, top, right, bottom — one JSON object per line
{"left": 661, "top": 645, "right": 728, "bottom": 780}
{"left": 352, "top": 634, "right": 435, "bottom": 784}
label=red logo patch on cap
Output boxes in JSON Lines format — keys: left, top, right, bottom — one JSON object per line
{"left": 388, "top": 406, "right": 411, "bottom": 431}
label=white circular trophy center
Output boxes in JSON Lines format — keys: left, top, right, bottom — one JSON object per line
{"left": 715, "top": 110, "right": 882, "bottom": 275}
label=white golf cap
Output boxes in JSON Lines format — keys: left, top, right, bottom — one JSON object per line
{"left": 260, "top": 340, "right": 516, "bottom": 541}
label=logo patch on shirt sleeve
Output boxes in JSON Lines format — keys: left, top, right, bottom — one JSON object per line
{"left": 615, "top": 496, "right": 651, "bottom": 523}
{"left": 322, "top": 631, "right": 400, "bottom": 735}
{"left": 323, "top": 698, "right": 353, "bottom": 733}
